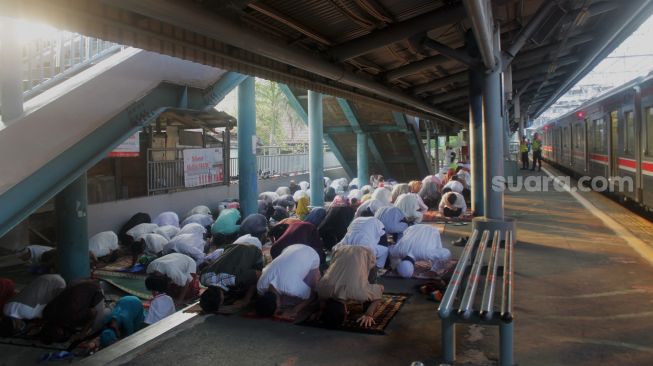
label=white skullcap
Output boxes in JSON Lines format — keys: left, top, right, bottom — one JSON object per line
{"left": 397, "top": 258, "right": 415, "bottom": 278}
{"left": 233, "top": 234, "right": 262, "bottom": 250}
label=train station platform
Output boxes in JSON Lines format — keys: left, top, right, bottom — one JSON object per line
{"left": 71, "top": 165, "right": 653, "bottom": 366}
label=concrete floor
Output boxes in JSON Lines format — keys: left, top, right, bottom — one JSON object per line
{"left": 4, "top": 166, "right": 653, "bottom": 365}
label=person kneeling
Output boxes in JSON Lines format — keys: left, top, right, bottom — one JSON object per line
{"left": 388, "top": 224, "right": 452, "bottom": 278}
{"left": 255, "top": 244, "right": 320, "bottom": 320}
{"left": 198, "top": 237, "right": 264, "bottom": 313}
{"left": 316, "top": 246, "right": 384, "bottom": 329}
{"left": 439, "top": 191, "right": 467, "bottom": 218}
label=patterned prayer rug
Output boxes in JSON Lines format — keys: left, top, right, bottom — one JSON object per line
{"left": 297, "top": 293, "right": 410, "bottom": 335}
{"left": 93, "top": 270, "right": 151, "bottom": 300}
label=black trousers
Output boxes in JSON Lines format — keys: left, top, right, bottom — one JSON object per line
{"left": 443, "top": 207, "right": 462, "bottom": 217}
{"left": 532, "top": 150, "right": 542, "bottom": 170}
{"left": 521, "top": 152, "right": 529, "bottom": 169}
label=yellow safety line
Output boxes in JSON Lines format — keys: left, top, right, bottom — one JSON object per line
{"left": 541, "top": 167, "right": 653, "bottom": 266}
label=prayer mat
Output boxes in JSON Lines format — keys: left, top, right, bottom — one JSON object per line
{"left": 297, "top": 293, "right": 409, "bottom": 335}
{"left": 422, "top": 211, "right": 474, "bottom": 223}
{"left": 98, "top": 255, "right": 137, "bottom": 272}
{"left": 93, "top": 270, "right": 152, "bottom": 300}
{"left": 382, "top": 259, "right": 457, "bottom": 280}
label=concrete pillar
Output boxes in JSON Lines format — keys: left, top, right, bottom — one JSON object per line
{"left": 469, "top": 68, "right": 485, "bottom": 216}
{"left": 55, "top": 173, "right": 90, "bottom": 282}
{"left": 434, "top": 135, "right": 440, "bottom": 171}
{"left": 1, "top": 18, "right": 24, "bottom": 123}
{"left": 483, "top": 65, "right": 504, "bottom": 220}
{"left": 237, "top": 77, "right": 257, "bottom": 216}
{"left": 356, "top": 132, "right": 369, "bottom": 186}
{"left": 308, "top": 90, "right": 325, "bottom": 207}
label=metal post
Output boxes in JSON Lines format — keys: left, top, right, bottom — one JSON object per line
{"left": 499, "top": 322, "right": 514, "bottom": 366}
{"left": 1, "top": 18, "right": 24, "bottom": 123}
{"left": 470, "top": 68, "right": 485, "bottom": 216}
{"left": 237, "top": 77, "right": 257, "bottom": 216}
{"left": 308, "top": 90, "right": 325, "bottom": 207}
{"left": 356, "top": 132, "right": 369, "bottom": 186}
{"left": 55, "top": 173, "right": 90, "bottom": 282}
{"left": 426, "top": 125, "right": 431, "bottom": 158}
{"left": 441, "top": 317, "right": 456, "bottom": 363}
{"left": 434, "top": 134, "right": 440, "bottom": 171}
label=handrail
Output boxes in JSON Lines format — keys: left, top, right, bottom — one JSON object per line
{"left": 480, "top": 230, "right": 501, "bottom": 320}
{"left": 438, "top": 230, "right": 479, "bottom": 318}
{"left": 458, "top": 230, "right": 490, "bottom": 319}
{"left": 501, "top": 230, "right": 514, "bottom": 322}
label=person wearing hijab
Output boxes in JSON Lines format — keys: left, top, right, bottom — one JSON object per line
{"left": 375, "top": 206, "right": 409, "bottom": 245}
{"left": 419, "top": 180, "right": 442, "bottom": 210}
{"left": 331, "top": 195, "right": 349, "bottom": 206}
{"left": 323, "top": 186, "right": 336, "bottom": 202}
{"left": 408, "top": 180, "right": 422, "bottom": 194}
{"left": 318, "top": 204, "right": 355, "bottom": 250}
{"left": 298, "top": 181, "right": 310, "bottom": 191}
{"left": 391, "top": 183, "right": 411, "bottom": 203}
{"left": 334, "top": 217, "right": 388, "bottom": 268}
{"left": 3, "top": 275, "right": 65, "bottom": 322}
{"left": 394, "top": 193, "right": 426, "bottom": 223}
{"left": 270, "top": 221, "right": 325, "bottom": 262}
{"left": 239, "top": 214, "right": 269, "bottom": 243}
{"left": 271, "top": 206, "right": 289, "bottom": 224}
{"left": 147, "top": 253, "right": 199, "bottom": 304}
{"left": 99, "top": 295, "right": 144, "bottom": 348}
{"left": 371, "top": 187, "right": 392, "bottom": 206}
{"left": 256, "top": 245, "right": 320, "bottom": 320}
{"left": 276, "top": 186, "right": 291, "bottom": 197}
{"left": 304, "top": 207, "right": 327, "bottom": 227}
{"left": 211, "top": 208, "right": 241, "bottom": 245}
{"left": 295, "top": 196, "right": 310, "bottom": 220}
{"left": 347, "top": 189, "right": 362, "bottom": 204}
{"left": 273, "top": 195, "right": 296, "bottom": 211}
{"left": 355, "top": 197, "right": 389, "bottom": 218}
{"left": 153, "top": 211, "right": 180, "bottom": 228}
{"left": 259, "top": 192, "right": 278, "bottom": 205}
{"left": 389, "top": 224, "right": 452, "bottom": 278}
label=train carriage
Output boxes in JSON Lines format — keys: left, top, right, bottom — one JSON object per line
{"left": 536, "top": 72, "right": 653, "bottom": 210}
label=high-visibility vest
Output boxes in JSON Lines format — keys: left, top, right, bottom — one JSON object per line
{"left": 532, "top": 139, "right": 542, "bottom": 151}
{"left": 520, "top": 143, "right": 528, "bottom": 153}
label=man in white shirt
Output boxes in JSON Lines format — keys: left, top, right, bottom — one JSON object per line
{"left": 334, "top": 217, "right": 388, "bottom": 268}
{"left": 439, "top": 191, "right": 467, "bottom": 218}
{"left": 388, "top": 225, "right": 452, "bottom": 278}
{"left": 255, "top": 244, "right": 320, "bottom": 320}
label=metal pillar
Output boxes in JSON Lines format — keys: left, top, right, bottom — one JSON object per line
{"left": 441, "top": 317, "right": 456, "bottom": 363}
{"left": 308, "top": 90, "right": 325, "bottom": 207}
{"left": 238, "top": 77, "right": 257, "bottom": 216}
{"left": 1, "top": 18, "right": 24, "bottom": 122}
{"left": 469, "top": 68, "right": 485, "bottom": 216}
{"left": 426, "top": 125, "right": 432, "bottom": 158}
{"left": 483, "top": 63, "right": 504, "bottom": 220}
{"left": 55, "top": 173, "right": 90, "bottom": 282}
{"left": 499, "top": 322, "right": 514, "bottom": 366}
{"left": 356, "top": 132, "right": 369, "bottom": 186}
{"left": 434, "top": 135, "right": 440, "bottom": 171}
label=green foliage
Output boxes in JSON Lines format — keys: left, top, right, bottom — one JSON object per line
{"left": 256, "top": 79, "right": 294, "bottom": 146}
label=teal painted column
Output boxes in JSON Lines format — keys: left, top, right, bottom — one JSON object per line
{"left": 308, "top": 90, "right": 325, "bottom": 207}
{"left": 357, "top": 133, "right": 369, "bottom": 186}
{"left": 238, "top": 77, "right": 258, "bottom": 216}
{"left": 55, "top": 173, "right": 90, "bottom": 282}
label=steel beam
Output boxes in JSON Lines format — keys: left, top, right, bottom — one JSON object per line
{"left": 422, "top": 39, "right": 482, "bottom": 67}
{"left": 501, "top": 1, "right": 556, "bottom": 69}
{"left": 469, "top": 68, "right": 484, "bottom": 215}
{"left": 237, "top": 77, "right": 258, "bottom": 217}
{"left": 356, "top": 133, "right": 369, "bottom": 186}
{"left": 279, "top": 84, "right": 355, "bottom": 177}
{"left": 329, "top": 4, "right": 466, "bottom": 61}
{"left": 393, "top": 112, "right": 429, "bottom": 177}
{"left": 325, "top": 125, "right": 404, "bottom": 134}
{"left": 431, "top": 89, "right": 469, "bottom": 105}
{"left": 104, "top": 0, "right": 463, "bottom": 125}
{"left": 308, "top": 90, "right": 325, "bottom": 207}
{"left": 55, "top": 173, "right": 90, "bottom": 282}
{"left": 411, "top": 71, "right": 468, "bottom": 94}
{"left": 514, "top": 34, "right": 593, "bottom": 64}
{"left": 383, "top": 55, "right": 449, "bottom": 81}
{"left": 336, "top": 97, "right": 388, "bottom": 182}
{"left": 463, "top": 0, "right": 496, "bottom": 70}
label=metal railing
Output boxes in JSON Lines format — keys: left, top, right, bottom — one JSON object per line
{"left": 20, "top": 31, "right": 122, "bottom": 101}
{"left": 229, "top": 150, "right": 341, "bottom": 178}
{"left": 147, "top": 148, "right": 186, "bottom": 195}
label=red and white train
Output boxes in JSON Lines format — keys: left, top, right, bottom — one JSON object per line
{"left": 535, "top": 72, "right": 653, "bottom": 209}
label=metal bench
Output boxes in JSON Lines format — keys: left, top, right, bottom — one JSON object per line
{"left": 438, "top": 229, "right": 515, "bottom": 366}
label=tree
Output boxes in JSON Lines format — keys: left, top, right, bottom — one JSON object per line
{"left": 255, "top": 79, "right": 287, "bottom": 147}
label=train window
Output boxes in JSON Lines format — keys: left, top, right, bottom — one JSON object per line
{"left": 646, "top": 107, "right": 653, "bottom": 156}
{"left": 624, "top": 111, "right": 634, "bottom": 154}
{"left": 593, "top": 118, "right": 605, "bottom": 153}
